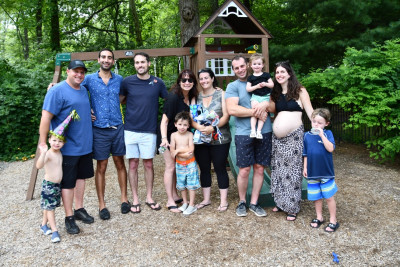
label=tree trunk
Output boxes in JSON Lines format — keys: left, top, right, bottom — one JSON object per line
{"left": 49, "top": 0, "right": 61, "bottom": 52}
{"left": 23, "top": 27, "right": 29, "bottom": 59}
{"left": 35, "top": 0, "right": 43, "bottom": 44}
{"left": 113, "top": 3, "right": 120, "bottom": 50}
{"left": 129, "top": 0, "right": 143, "bottom": 47}
{"left": 179, "top": 0, "right": 199, "bottom": 69}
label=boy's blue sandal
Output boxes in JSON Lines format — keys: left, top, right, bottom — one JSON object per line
{"left": 51, "top": 231, "right": 61, "bottom": 243}
{"left": 310, "top": 219, "right": 324, "bottom": 228}
{"left": 40, "top": 224, "right": 52, "bottom": 235}
{"left": 325, "top": 222, "right": 340, "bottom": 233}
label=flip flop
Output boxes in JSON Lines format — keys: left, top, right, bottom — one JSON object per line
{"left": 167, "top": 205, "right": 181, "bottom": 213}
{"left": 196, "top": 203, "right": 211, "bottom": 209}
{"left": 145, "top": 202, "right": 161, "bottom": 211}
{"left": 310, "top": 218, "right": 324, "bottom": 228}
{"left": 174, "top": 198, "right": 183, "bottom": 204}
{"left": 130, "top": 204, "right": 141, "bottom": 213}
{"left": 217, "top": 204, "right": 229, "bottom": 212}
{"left": 286, "top": 213, "right": 297, "bottom": 221}
{"left": 325, "top": 222, "right": 340, "bottom": 233}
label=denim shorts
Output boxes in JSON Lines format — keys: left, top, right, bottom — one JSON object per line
{"left": 307, "top": 178, "right": 338, "bottom": 200}
{"left": 93, "top": 124, "right": 125, "bottom": 160}
{"left": 124, "top": 131, "right": 156, "bottom": 159}
{"left": 176, "top": 158, "right": 200, "bottom": 191}
{"left": 235, "top": 133, "right": 272, "bottom": 168}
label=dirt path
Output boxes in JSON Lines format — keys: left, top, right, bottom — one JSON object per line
{"left": 0, "top": 143, "right": 399, "bottom": 266}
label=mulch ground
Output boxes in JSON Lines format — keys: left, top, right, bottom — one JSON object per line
{"left": 0, "top": 142, "right": 399, "bottom": 266}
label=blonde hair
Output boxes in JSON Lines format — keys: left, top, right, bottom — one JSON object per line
{"left": 249, "top": 53, "right": 265, "bottom": 72}
{"left": 311, "top": 108, "right": 331, "bottom": 123}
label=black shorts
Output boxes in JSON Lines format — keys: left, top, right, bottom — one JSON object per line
{"left": 61, "top": 153, "right": 94, "bottom": 189}
{"left": 235, "top": 133, "right": 272, "bottom": 168}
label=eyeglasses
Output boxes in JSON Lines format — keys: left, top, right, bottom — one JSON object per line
{"left": 181, "top": 78, "right": 194, "bottom": 83}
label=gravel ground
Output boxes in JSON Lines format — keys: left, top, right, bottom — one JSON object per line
{"left": 0, "top": 143, "right": 399, "bottom": 266}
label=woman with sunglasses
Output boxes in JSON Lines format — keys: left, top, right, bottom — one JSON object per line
{"left": 192, "top": 68, "right": 231, "bottom": 212}
{"left": 160, "top": 69, "right": 199, "bottom": 212}
{"left": 269, "top": 61, "right": 313, "bottom": 221}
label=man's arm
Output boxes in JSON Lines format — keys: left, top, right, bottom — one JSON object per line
{"left": 119, "top": 95, "right": 126, "bottom": 104}
{"left": 39, "top": 110, "right": 54, "bottom": 148}
{"left": 225, "top": 97, "right": 253, "bottom": 118}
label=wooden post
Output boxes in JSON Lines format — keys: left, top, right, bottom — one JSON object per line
{"left": 26, "top": 65, "right": 62, "bottom": 200}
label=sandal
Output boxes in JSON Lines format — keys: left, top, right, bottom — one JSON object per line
{"left": 217, "top": 204, "right": 229, "bottom": 212}
{"left": 286, "top": 213, "right": 297, "bottom": 221}
{"left": 130, "top": 204, "right": 141, "bottom": 213}
{"left": 195, "top": 202, "right": 211, "bottom": 209}
{"left": 325, "top": 222, "right": 340, "bottom": 232}
{"left": 310, "top": 218, "right": 324, "bottom": 228}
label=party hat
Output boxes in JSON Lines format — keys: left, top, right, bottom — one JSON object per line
{"left": 49, "top": 110, "right": 80, "bottom": 142}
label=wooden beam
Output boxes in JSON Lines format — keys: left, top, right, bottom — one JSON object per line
{"left": 26, "top": 143, "right": 40, "bottom": 200}
{"left": 200, "top": 34, "right": 268, "bottom": 39}
{"left": 262, "top": 37, "right": 269, "bottom": 72}
{"left": 204, "top": 53, "right": 252, "bottom": 60}
{"left": 71, "top": 47, "right": 192, "bottom": 61}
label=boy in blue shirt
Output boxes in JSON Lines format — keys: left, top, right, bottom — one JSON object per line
{"left": 303, "top": 108, "right": 339, "bottom": 232}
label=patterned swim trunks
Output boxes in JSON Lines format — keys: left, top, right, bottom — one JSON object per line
{"left": 176, "top": 157, "right": 200, "bottom": 191}
{"left": 40, "top": 179, "right": 61, "bottom": 210}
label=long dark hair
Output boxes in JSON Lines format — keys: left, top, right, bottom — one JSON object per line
{"left": 197, "top": 68, "right": 218, "bottom": 88}
{"left": 271, "top": 61, "right": 303, "bottom": 102}
{"left": 171, "top": 69, "right": 198, "bottom": 102}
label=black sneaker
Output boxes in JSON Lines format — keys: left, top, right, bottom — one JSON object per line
{"left": 74, "top": 208, "right": 94, "bottom": 224}
{"left": 65, "top": 216, "right": 80, "bottom": 234}
{"left": 99, "top": 208, "right": 111, "bottom": 220}
{"left": 121, "top": 202, "right": 131, "bottom": 214}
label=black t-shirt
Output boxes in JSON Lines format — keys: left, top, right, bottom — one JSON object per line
{"left": 247, "top": 72, "right": 272, "bottom": 96}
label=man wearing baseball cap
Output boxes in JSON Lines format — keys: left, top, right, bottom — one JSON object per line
{"left": 39, "top": 60, "right": 94, "bottom": 235}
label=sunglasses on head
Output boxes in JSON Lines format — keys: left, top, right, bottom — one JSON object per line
{"left": 181, "top": 78, "right": 194, "bottom": 83}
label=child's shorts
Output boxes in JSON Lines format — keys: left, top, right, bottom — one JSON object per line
{"left": 176, "top": 157, "right": 200, "bottom": 191}
{"left": 41, "top": 180, "right": 61, "bottom": 211}
{"left": 250, "top": 94, "right": 270, "bottom": 103}
{"left": 307, "top": 178, "right": 338, "bottom": 201}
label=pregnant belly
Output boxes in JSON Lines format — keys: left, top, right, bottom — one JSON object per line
{"left": 273, "top": 111, "right": 303, "bottom": 138}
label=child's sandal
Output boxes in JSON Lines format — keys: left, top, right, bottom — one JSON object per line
{"left": 325, "top": 222, "right": 340, "bottom": 232}
{"left": 310, "top": 218, "right": 324, "bottom": 228}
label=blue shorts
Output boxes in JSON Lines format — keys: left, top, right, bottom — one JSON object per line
{"left": 176, "top": 158, "right": 200, "bottom": 191}
{"left": 250, "top": 94, "right": 270, "bottom": 103}
{"left": 62, "top": 153, "right": 94, "bottom": 189}
{"left": 125, "top": 131, "right": 156, "bottom": 159}
{"left": 41, "top": 180, "right": 61, "bottom": 210}
{"left": 307, "top": 178, "right": 338, "bottom": 200}
{"left": 93, "top": 124, "right": 125, "bottom": 160}
{"left": 235, "top": 133, "right": 272, "bottom": 168}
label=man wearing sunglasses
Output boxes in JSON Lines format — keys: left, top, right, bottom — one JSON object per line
{"left": 120, "top": 52, "right": 168, "bottom": 213}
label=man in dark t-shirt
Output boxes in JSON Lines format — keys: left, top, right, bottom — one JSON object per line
{"left": 120, "top": 52, "right": 168, "bottom": 212}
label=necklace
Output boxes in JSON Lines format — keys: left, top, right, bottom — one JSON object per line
{"left": 202, "top": 89, "right": 215, "bottom": 98}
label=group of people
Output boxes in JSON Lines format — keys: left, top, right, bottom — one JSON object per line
{"left": 37, "top": 50, "right": 339, "bottom": 243}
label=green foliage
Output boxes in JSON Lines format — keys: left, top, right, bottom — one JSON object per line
{"left": 0, "top": 56, "right": 53, "bottom": 161}
{"left": 302, "top": 39, "right": 400, "bottom": 162}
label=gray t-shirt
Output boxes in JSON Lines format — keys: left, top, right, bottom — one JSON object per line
{"left": 225, "top": 79, "right": 272, "bottom": 135}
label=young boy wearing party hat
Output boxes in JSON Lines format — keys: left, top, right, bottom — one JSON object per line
{"left": 36, "top": 110, "right": 79, "bottom": 243}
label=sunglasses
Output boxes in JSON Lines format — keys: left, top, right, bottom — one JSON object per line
{"left": 181, "top": 78, "right": 194, "bottom": 83}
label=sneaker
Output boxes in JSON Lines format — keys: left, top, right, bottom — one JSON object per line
{"left": 250, "top": 131, "right": 256, "bottom": 138}
{"left": 256, "top": 131, "right": 263, "bottom": 139}
{"left": 121, "top": 202, "right": 131, "bottom": 214}
{"left": 40, "top": 224, "right": 52, "bottom": 235}
{"left": 249, "top": 203, "right": 267, "bottom": 217}
{"left": 74, "top": 208, "right": 94, "bottom": 224}
{"left": 182, "top": 205, "right": 197, "bottom": 215}
{"left": 236, "top": 201, "right": 247, "bottom": 217}
{"left": 65, "top": 216, "right": 80, "bottom": 234}
{"left": 51, "top": 231, "right": 61, "bottom": 243}
{"left": 179, "top": 203, "right": 188, "bottom": 212}
{"left": 99, "top": 208, "right": 110, "bottom": 220}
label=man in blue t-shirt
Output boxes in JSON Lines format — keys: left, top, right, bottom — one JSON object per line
{"left": 81, "top": 49, "right": 130, "bottom": 220}
{"left": 39, "top": 60, "right": 94, "bottom": 235}
{"left": 225, "top": 55, "right": 272, "bottom": 218}
{"left": 120, "top": 52, "right": 168, "bottom": 212}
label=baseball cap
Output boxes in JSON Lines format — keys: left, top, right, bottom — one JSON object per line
{"left": 68, "top": 60, "right": 88, "bottom": 72}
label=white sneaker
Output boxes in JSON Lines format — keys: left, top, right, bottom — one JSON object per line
{"left": 256, "top": 131, "right": 263, "bottom": 139}
{"left": 250, "top": 131, "right": 256, "bottom": 138}
{"left": 182, "top": 205, "right": 197, "bottom": 215}
{"left": 179, "top": 203, "right": 188, "bottom": 212}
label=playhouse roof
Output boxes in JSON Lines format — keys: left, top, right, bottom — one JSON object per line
{"left": 183, "top": 0, "right": 273, "bottom": 47}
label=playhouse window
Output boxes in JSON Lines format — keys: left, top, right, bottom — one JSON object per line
{"left": 206, "top": 58, "right": 234, "bottom": 76}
